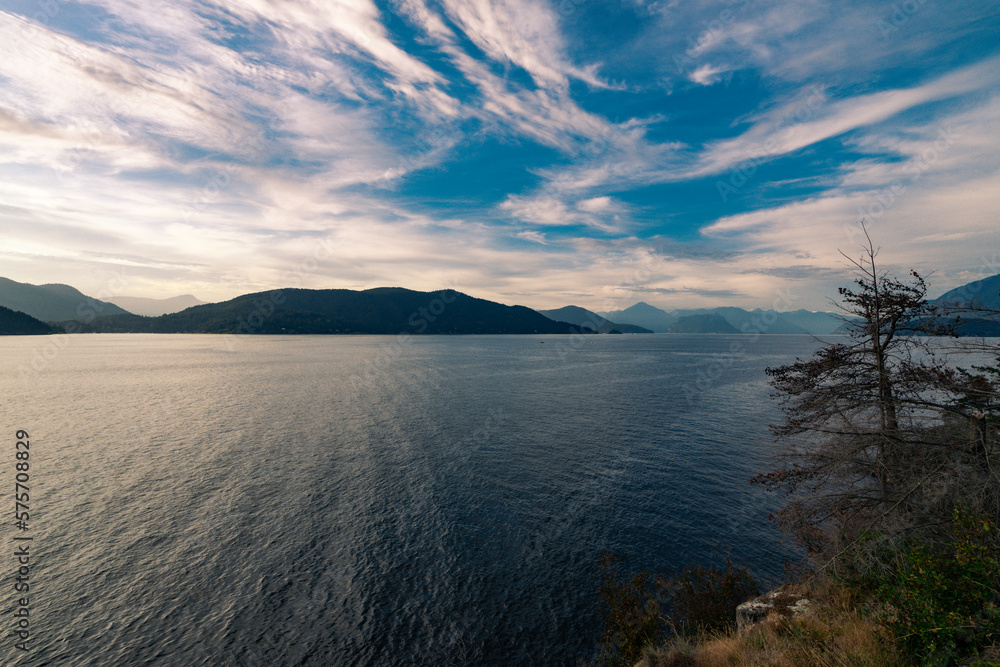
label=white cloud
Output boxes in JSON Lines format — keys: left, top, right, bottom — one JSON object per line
{"left": 500, "top": 194, "right": 631, "bottom": 233}
{"left": 577, "top": 196, "right": 613, "bottom": 213}
{"left": 500, "top": 195, "right": 575, "bottom": 227}
{"left": 437, "top": 0, "right": 608, "bottom": 91}
{"left": 700, "top": 91, "right": 1000, "bottom": 296}
{"left": 692, "top": 57, "right": 1000, "bottom": 179}
{"left": 515, "top": 230, "right": 548, "bottom": 244}
{"left": 395, "top": 0, "right": 622, "bottom": 152}
{"left": 689, "top": 63, "right": 726, "bottom": 86}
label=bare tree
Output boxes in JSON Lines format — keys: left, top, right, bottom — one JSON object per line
{"left": 754, "top": 226, "right": 999, "bottom": 571}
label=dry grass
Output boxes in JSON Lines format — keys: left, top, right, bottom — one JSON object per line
{"left": 636, "top": 578, "right": 899, "bottom": 667}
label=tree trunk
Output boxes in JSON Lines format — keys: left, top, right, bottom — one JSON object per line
{"left": 970, "top": 412, "right": 988, "bottom": 466}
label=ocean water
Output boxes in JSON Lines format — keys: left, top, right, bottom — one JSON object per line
{"left": 0, "top": 333, "right": 822, "bottom": 666}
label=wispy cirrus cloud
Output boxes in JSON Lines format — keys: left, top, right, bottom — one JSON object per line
{"left": 435, "top": 0, "right": 609, "bottom": 91}
{"left": 394, "top": 0, "right": 620, "bottom": 153}
{"left": 702, "top": 90, "right": 1000, "bottom": 294}
{"left": 691, "top": 57, "right": 1000, "bottom": 179}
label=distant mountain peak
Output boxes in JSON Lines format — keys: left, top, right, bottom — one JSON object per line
{"left": 106, "top": 294, "right": 206, "bottom": 317}
{"left": 622, "top": 301, "right": 671, "bottom": 314}
{"left": 537, "top": 306, "right": 652, "bottom": 334}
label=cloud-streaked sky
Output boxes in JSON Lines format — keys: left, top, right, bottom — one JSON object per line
{"left": 1, "top": 0, "right": 998, "bottom": 312}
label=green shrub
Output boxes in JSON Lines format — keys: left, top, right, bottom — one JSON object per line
{"left": 877, "top": 507, "right": 1000, "bottom": 665}
{"left": 594, "top": 554, "right": 760, "bottom": 666}
{"left": 596, "top": 553, "right": 666, "bottom": 667}
{"left": 667, "top": 559, "right": 760, "bottom": 636}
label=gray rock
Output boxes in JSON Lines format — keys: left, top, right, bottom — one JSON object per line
{"left": 736, "top": 586, "right": 813, "bottom": 632}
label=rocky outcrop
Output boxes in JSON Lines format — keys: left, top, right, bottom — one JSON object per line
{"left": 736, "top": 585, "right": 813, "bottom": 632}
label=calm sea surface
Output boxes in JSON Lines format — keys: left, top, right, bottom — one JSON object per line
{"left": 1, "top": 333, "right": 824, "bottom": 666}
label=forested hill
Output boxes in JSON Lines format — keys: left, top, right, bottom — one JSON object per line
{"left": 62, "top": 287, "right": 591, "bottom": 335}
{"left": 0, "top": 306, "right": 54, "bottom": 335}
{"left": 931, "top": 273, "right": 1000, "bottom": 311}
{"left": 0, "top": 276, "right": 129, "bottom": 321}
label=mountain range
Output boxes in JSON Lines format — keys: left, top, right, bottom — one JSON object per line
{"left": 536, "top": 306, "right": 652, "bottom": 334}
{"left": 0, "top": 273, "right": 997, "bottom": 337}
{"left": 666, "top": 314, "right": 739, "bottom": 334}
{"left": 58, "top": 287, "right": 593, "bottom": 335}
{"left": 600, "top": 303, "right": 843, "bottom": 335}
{"left": 0, "top": 277, "right": 129, "bottom": 322}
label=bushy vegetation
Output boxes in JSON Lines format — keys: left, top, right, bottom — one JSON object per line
{"left": 871, "top": 508, "right": 1000, "bottom": 664}
{"left": 595, "top": 554, "right": 664, "bottom": 666}
{"left": 593, "top": 554, "right": 759, "bottom": 666}
{"left": 667, "top": 562, "right": 760, "bottom": 637}
{"left": 636, "top": 579, "right": 899, "bottom": 667}
{"left": 594, "top": 545, "right": 1000, "bottom": 667}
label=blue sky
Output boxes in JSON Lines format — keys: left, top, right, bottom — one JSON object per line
{"left": 1, "top": 0, "right": 998, "bottom": 312}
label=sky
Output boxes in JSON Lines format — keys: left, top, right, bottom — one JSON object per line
{"left": 0, "top": 0, "right": 998, "bottom": 313}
